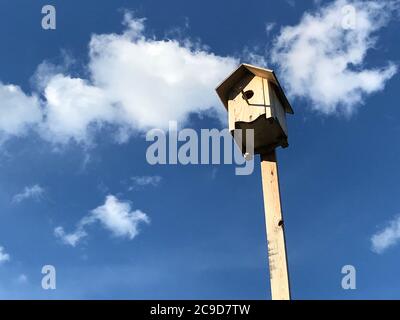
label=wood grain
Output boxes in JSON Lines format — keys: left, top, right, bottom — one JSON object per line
{"left": 260, "top": 151, "right": 291, "bottom": 300}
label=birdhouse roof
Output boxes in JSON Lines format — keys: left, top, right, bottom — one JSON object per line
{"left": 216, "top": 63, "right": 294, "bottom": 114}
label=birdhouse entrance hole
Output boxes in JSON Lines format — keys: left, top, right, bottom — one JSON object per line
{"left": 242, "top": 90, "right": 254, "bottom": 101}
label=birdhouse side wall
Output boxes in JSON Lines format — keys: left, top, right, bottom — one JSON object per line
{"left": 269, "top": 82, "right": 288, "bottom": 136}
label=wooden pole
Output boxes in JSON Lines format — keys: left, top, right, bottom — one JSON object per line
{"left": 260, "top": 150, "right": 291, "bottom": 300}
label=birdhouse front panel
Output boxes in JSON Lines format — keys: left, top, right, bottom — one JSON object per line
{"left": 227, "top": 75, "right": 289, "bottom": 154}
{"left": 227, "top": 75, "right": 272, "bottom": 132}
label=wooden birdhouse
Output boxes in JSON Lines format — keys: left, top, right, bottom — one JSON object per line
{"left": 216, "top": 64, "right": 294, "bottom": 155}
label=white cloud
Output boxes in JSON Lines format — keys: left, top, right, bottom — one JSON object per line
{"left": 85, "top": 15, "right": 236, "bottom": 133}
{"left": 55, "top": 195, "right": 150, "bottom": 247}
{"left": 271, "top": 0, "right": 399, "bottom": 115}
{"left": 371, "top": 215, "right": 400, "bottom": 253}
{"left": 91, "top": 195, "right": 150, "bottom": 239}
{"left": 265, "top": 22, "right": 277, "bottom": 35}
{"left": 54, "top": 226, "right": 87, "bottom": 247}
{"left": 0, "top": 84, "right": 41, "bottom": 141}
{"left": 40, "top": 75, "right": 114, "bottom": 144}
{"left": 129, "top": 175, "right": 162, "bottom": 190}
{"left": 0, "top": 13, "right": 237, "bottom": 146}
{"left": 12, "top": 184, "right": 45, "bottom": 203}
{"left": 241, "top": 48, "right": 268, "bottom": 68}
{"left": 0, "top": 246, "right": 10, "bottom": 264}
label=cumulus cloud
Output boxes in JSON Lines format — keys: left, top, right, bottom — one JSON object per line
{"left": 371, "top": 215, "right": 400, "bottom": 253}
{"left": 12, "top": 184, "right": 45, "bottom": 203}
{"left": 55, "top": 195, "right": 150, "bottom": 247}
{"left": 0, "top": 14, "right": 237, "bottom": 146}
{"left": 91, "top": 195, "right": 150, "bottom": 238}
{"left": 54, "top": 226, "right": 87, "bottom": 247}
{"left": 40, "top": 75, "right": 114, "bottom": 144}
{"left": 271, "top": 0, "right": 399, "bottom": 115}
{"left": 0, "top": 84, "right": 41, "bottom": 142}
{"left": 86, "top": 14, "right": 237, "bottom": 134}
{"left": 0, "top": 246, "right": 10, "bottom": 264}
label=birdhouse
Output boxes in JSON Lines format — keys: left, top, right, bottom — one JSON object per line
{"left": 216, "top": 64, "right": 294, "bottom": 155}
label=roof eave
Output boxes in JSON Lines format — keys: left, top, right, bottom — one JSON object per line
{"left": 215, "top": 63, "right": 294, "bottom": 114}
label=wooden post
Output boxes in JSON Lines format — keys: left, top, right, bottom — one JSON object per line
{"left": 260, "top": 151, "right": 291, "bottom": 300}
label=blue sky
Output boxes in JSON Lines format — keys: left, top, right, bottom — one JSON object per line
{"left": 0, "top": 0, "right": 399, "bottom": 299}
